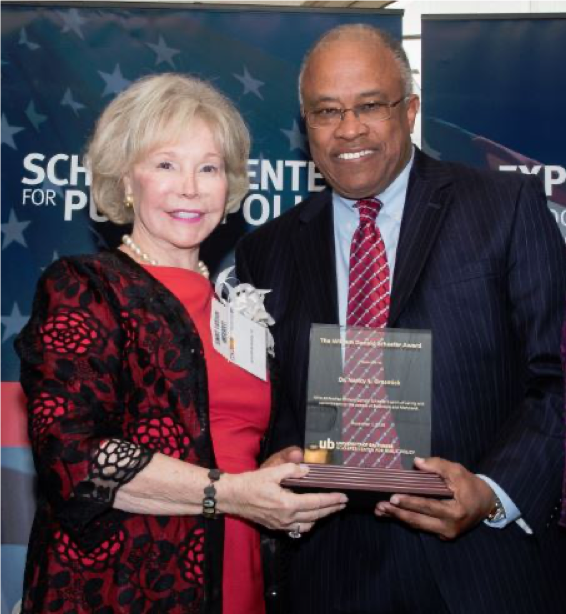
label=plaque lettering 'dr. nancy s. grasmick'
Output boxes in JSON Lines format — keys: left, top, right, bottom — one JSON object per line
{"left": 282, "top": 325, "right": 451, "bottom": 497}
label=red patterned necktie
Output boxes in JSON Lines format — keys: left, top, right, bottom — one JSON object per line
{"left": 342, "top": 198, "right": 402, "bottom": 468}
{"left": 347, "top": 199, "right": 390, "bottom": 328}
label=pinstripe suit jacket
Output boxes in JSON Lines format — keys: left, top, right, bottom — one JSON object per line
{"left": 236, "top": 149, "right": 566, "bottom": 613}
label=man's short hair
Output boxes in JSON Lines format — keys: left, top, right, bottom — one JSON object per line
{"left": 298, "top": 24, "right": 413, "bottom": 110}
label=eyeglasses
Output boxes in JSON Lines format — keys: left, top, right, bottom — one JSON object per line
{"left": 305, "top": 96, "right": 410, "bottom": 129}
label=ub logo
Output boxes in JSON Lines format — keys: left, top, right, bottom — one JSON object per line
{"left": 319, "top": 438, "right": 335, "bottom": 450}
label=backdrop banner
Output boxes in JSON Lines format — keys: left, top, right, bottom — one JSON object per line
{"left": 0, "top": 3, "right": 401, "bottom": 611}
{"left": 422, "top": 14, "right": 566, "bottom": 242}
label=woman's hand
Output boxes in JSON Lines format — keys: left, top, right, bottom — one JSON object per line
{"left": 217, "top": 463, "right": 347, "bottom": 533}
{"left": 261, "top": 446, "right": 304, "bottom": 468}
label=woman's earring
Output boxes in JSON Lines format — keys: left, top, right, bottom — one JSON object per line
{"left": 125, "top": 193, "right": 134, "bottom": 209}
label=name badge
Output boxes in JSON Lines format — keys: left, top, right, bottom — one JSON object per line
{"left": 211, "top": 297, "right": 267, "bottom": 381}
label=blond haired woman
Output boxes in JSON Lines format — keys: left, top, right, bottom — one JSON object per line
{"left": 16, "top": 74, "right": 346, "bottom": 614}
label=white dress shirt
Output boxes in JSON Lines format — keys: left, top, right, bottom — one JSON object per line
{"left": 331, "top": 148, "right": 525, "bottom": 531}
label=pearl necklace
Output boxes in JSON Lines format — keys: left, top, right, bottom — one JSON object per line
{"left": 121, "top": 234, "right": 209, "bottom": 279}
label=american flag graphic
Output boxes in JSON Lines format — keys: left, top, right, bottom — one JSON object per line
{"left": 1, "top": 5, "right": 400, "bottom": 611}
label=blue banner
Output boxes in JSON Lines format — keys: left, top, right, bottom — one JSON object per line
{"left": 422, "top": 15, "right": 566, "bottom": 241}
{"left": 0, "top": 4, "right": 400, "bottom": 612}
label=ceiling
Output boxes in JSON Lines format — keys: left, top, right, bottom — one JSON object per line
{"left": 187, "top": 1, "right": 397, "bottom": 7}
{"left": 287, "top": 1, "right": 394, "bottom": 6}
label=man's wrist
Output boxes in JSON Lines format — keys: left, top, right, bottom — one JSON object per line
{"left": 476, "top": 474, "right": 522, "bottom": 529}
{"left": 486, "top": 493, "right": 506, "bottom": 523}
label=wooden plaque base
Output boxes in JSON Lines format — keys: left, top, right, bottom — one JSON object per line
{"left": 282, "top": 463, "right": 452, "bottom": 498}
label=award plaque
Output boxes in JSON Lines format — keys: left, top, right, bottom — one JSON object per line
{"left": 282, "top": 325, "right": 451, "bottom": 498}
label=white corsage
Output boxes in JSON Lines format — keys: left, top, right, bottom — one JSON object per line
{"left": 215, "top": 266, "right": 275, "bottom": 357}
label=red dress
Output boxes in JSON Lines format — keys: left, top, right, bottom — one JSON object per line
{"left": 16, "top": 252, "right": 272, "bottom": 614}
{"left": 148, "top": 266, "right": 270, "bottom": 614}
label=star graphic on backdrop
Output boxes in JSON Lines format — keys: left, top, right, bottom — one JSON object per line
{"left": 25, "top": 100, "right": 47, "bottom": 131}
{"left": 61, "top": 88, "right": 85, "bottom": 115}
{"left": 19, "top": 28, "right": 40, "bottom": 51}
{"left": 2, "top": 114, "right": 24, "bottom": 150}
{"left": 90, "top": 226, "right": 108, "bottom": 249}
{"left": 2, "top": 303, "right": 29, "bottom": 343}
{"left": 59, "top": 8, "right": 87, "bottom": 39}
{"left": 233, "top": 66, "right": 264, "bottom": 100}
{"left": 2, "top": 210, "right": 31, "bottom": 250}
{"left": 41, "top": 250, "right": 60, "bottom": 271}
{"left": 99, "top": 65, "right": 131, "bottom": 97}
{"left": 281, "top": 120, "right": 308, "bottom": 153}
{"left": 147, "top": 36, "right": 180, "bottom": 68}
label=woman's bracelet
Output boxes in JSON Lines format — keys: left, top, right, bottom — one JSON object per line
{"left": 202, "top": 468, "right": 224, "bottom": 518}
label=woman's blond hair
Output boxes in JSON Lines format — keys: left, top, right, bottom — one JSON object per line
{"left": 85, "top": 73, "right": 250, "bottom": 224}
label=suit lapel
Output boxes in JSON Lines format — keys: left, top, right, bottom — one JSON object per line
{"left": 389, "top": 150, "right": 453, "bottom": 326}
{"left": 291, "top": 189, "right": 339, "bottom": 324}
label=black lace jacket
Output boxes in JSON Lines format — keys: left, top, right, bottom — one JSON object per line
{"left": 16, "top": 250, "right": 278, "bottom": 614}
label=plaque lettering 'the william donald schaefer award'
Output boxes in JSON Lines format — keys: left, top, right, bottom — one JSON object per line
{"left": 282, "top": 325, "right": 451, "bottom": 497}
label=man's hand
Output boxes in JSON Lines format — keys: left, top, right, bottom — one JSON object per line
{"left": 261, "top": 446, "right": 304, "bottom": 468}
{"left": 374, "top": 457, "right": 496, "bottom": 540}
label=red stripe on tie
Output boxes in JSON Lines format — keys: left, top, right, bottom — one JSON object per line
{"left": 1, "top": 382, "right": 30, "bottom": 447}
{"left": 343, "top": 199, "right": 401, "bottom": 468}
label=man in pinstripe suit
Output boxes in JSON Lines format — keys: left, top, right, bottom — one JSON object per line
{"left": 236, "top": 24, "right": 566, "bottom": 614}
